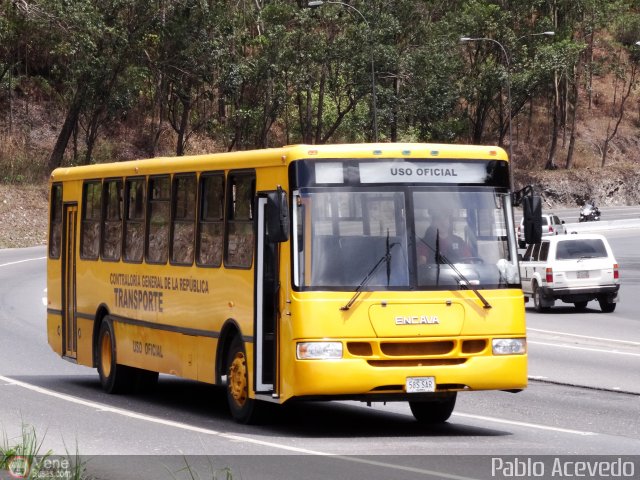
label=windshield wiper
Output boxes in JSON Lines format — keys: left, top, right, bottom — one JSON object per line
{"left": 417, "top": 235, "right": 492, "bottom": 309}
{"left": 341, "top": 231, "right": 398, "bottom": 311}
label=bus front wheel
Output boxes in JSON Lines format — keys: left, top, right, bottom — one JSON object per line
{"left": 408, "top": 392, "right": 457, "bottom": 424}
{"left": 97, "top": 317, "right": 135, "bottom": 394}
{"left": 226, "top": 336, "right": 263, "bottom": 424}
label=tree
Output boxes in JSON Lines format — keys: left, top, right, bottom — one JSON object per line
{"left": 600, "top": 54, "right": 638, "bottom": 167}
{"left": 20, "top": 0, "right": 157, "bottom": 170}
{"left": 455, "top": 1, "right": 515, "bottom": 146}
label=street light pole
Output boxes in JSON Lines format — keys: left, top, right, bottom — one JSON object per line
{"left": 307, "top": 0, "right": 378, "bottom": 142}
{"left": 460, "top": 32, "right": 554, "bottom": 189}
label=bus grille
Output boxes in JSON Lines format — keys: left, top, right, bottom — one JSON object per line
{"left": 346, "top": 339, "right": 488, "bottom": 361}
{"left": 380, "top": 341, "right": 454, "bottom": 356}
{"left": 367, "top": 359, "right": 466, "bottom": 367}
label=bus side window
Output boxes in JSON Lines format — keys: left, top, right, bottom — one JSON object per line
{"left": 147, "top": 175, "right": 171, "bottom": 264}
{"left": 124, "top": 177, "right": 145, "bottom": 263}
{"left": 225, "top": 171, "right": 255, "bottom": 268}
{"left": 171, "top": 173, "right": 196, "bottom": 265}
{"left": 197, "top": 172, "right": 225, "bottom": 267}
{"left": 81, "top": 180, "right": 102, "bottom": 260}
{"left": 49, "top": 183, "right": 63, "bottom": 259}
{"left": 101, "top": 179, "right": 123, "bottom": 261}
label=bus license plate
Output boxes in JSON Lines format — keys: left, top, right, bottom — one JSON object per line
{"left": 406, "top": 376, "right": 436, "bottom": 393}
{"left": 577, "top": 271, "right": 589, "bottom": 279}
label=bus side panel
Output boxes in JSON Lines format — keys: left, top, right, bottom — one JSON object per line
{"left": 196, "top": 337, "right": 217, "bottom": 384}
{"left": 46, "top": 259, "right": 63, "bottom": 355}
{"left": 76, "top": 317, "right": 94, "bottom": 366}
{"left": 113, "top": 321, "right": 198, "bottom": 380}
{"left": 73, "top": 263, "right": 100, "bottom": 368}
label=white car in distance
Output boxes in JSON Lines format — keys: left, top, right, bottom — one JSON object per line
{"left": 517, "top": 213, "right": 566, "bottom": 249}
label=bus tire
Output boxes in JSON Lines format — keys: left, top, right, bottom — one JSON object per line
{"left": 226, "top": 336, "right": 263, "bottom": 424}
{"left": 409, "top": 392, "right": 457, "bottom": 424}
{"left": 97, "top": 317, "right": 135, "bottom": 394}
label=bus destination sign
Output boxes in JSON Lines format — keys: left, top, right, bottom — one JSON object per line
{"left": 359, "top": 161, "right": 488, "bottom": 184}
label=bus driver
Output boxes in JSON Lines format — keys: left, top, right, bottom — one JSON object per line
{"left": 418, "top": 209, "right": 472, "bottom": 264}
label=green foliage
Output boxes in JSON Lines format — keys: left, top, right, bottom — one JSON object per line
{"left": 1, "top": 0, "right": 640, "bottom": 174}
{"left": 0, "top": 422, "right": 88, "bottom": 479}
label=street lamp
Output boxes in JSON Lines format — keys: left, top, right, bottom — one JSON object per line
{"left": 460, "top": 32, "right": 554, "bottom": 189}
{"left": 307, "top": 0, "right": 378, "bottom": 142}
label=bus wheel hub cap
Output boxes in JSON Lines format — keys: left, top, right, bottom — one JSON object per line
{"left": 229, "top": 352, "right": 247, "bottom": 406}
{"left": 101, "top": 333, "right": 112, "bottom": 377}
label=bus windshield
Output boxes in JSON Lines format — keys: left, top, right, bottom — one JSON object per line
{"left": 293, "top": 187, "right": 520, "bottom": 290}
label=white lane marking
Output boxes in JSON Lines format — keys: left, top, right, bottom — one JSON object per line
{"left": 0, "top": 256, "right": 47, "bottom": 268}
{"left": 529, "top": 341, "right": 640, "bottom": 358}
{"left": 453, "top": 413, "right": 595, "bottom": 436}
{"left": 0, "top": 374, "right": 479, "bottom": 480}
{"left": 528, "top": 328, "right": 640, "bottom": 347}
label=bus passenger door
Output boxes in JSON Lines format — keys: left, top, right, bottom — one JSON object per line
{"left": 254, "top": 194, "right": 282, "bottom": 394}
{"left": 62, "top": 204, "right": 78, "bottom": 360}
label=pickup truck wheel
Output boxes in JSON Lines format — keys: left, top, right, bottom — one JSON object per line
{"left": 533, "top": 283, "right": 549, "bottom": 313}
{"left": 598, "top": 298, "right": 616, "bottom": 313}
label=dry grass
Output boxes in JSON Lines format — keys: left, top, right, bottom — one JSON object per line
{"left": 0, "top": 183, "right": 49, "bottom": 248}
{"left": 0, "top": 132, "right": 50, "bottom": 183}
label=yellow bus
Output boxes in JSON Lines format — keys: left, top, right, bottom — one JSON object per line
{"left": 47, "top": 143, "right": 531, "bottom": 424}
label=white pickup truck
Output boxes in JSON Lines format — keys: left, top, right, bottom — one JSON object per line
{"left": 519, "top": 233, "right": 620, "bottom": 312}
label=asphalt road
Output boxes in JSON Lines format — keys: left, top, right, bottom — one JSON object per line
{"left": 1, "top": 232, "right": 639, "bottom": 479}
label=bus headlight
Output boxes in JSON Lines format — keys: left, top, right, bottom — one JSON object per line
{"left": 492, "top": 338, "right": 527, "bottom": 355}
{"left": 296, "top": 342, "right": 343, "bottom": 360}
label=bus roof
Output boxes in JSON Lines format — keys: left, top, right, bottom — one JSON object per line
{"left": 49, "top": 143, "right": 508, "bottom": 182}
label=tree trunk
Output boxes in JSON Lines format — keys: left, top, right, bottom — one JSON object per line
{"left": 391, "top": 75, "right": 399, "bottom": 142}
{"left": 526, "top": 97, "right": 533, "bottom": 142}
{"left": 176, "top": 96, "right": 191, "bottom": 157}
{"left": 314, "top": 65, "right": 326, "bottom": 144}
{"left": 565, "top": 61, "right": 581, "bottom": 169}
{"left": 150, "top": 75, "right": 167, "bottom": 157}
{"left": 47, "top": 84, "right": 87, "bottom": 173}
{"left": 545, "top": 72, "right": 560, "bottom": 170}
{"left": 602, "top": 63, "right": 637, "bottom": 167}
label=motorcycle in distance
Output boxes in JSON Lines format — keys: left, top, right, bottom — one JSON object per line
{"left": 579, "top": 202, "right": 601, "bottom": 222}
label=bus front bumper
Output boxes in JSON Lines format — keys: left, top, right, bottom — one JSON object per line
{"left": 286, "top": 353, "right": 527, "bottom": 401}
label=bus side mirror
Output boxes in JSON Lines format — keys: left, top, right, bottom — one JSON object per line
{"left": 266, "top": 187, "right": 290, "bottom": 243}
{"left": 522, "top": 195, "right": 542, "bottom": 245}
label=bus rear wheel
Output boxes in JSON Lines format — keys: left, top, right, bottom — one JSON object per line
{"left": 409, "top": 392, "right": 457, "bottom": 424}
{"left": 226, "top": 336, "right": 264, "bottom": 424}
{"left": 97, "top": 317, "right": 135, "bottom": 394}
